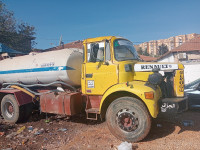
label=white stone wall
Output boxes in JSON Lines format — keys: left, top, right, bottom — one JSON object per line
{"left": 184, "top": 64, "right": 200, "bottom": 84}
{"left": 158, "top": 53, "right": 175, "bottom": 63}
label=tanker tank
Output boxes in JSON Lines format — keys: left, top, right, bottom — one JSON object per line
{"left": 0, "top": 48, "right": 83, "bottom": 86}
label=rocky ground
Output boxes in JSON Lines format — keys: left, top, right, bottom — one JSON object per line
{"left": 0, "top": 109, "right": 200, "bottom": 150}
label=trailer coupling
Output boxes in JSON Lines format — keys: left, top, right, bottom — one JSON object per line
{"left": 159, "top": 97, "right": 188, "bottom": 113}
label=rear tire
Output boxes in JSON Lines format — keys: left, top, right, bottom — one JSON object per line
{"left": 1, "top": 94, "right": 21, "bottom": 123}
{"left": 106, "top": 97, "right": 151, "bottom": 142}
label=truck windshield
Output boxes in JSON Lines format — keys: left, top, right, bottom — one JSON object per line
{"left": 114, "top": 39, "right": 138, "bottom": 61}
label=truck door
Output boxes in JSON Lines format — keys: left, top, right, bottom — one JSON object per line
{"left": 83, "top": 41, "right": 118, "bottom": 95}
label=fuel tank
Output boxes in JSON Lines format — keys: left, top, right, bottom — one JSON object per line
{"left": 0, "top": 48, "right": 83, "bottom": 86}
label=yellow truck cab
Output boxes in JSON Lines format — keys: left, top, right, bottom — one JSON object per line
{"left": 81, "top": 36, "right": 187, "bottom": 142}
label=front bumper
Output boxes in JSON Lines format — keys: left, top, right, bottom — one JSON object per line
{"left": 159, "top": 97, "right": 188, "bottom": 113}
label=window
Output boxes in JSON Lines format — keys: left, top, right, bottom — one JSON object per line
{"left": 114, "top": 39, "right": 138, "bottom": 61}
{"left": 105, "top": 40, "right": 111, "bottom": 61}
{"left": 87, "top": 42, "right": 104, "bottom": 62}
{"left": 179, "top": 38, "right": 183, "bottom": 46}
{"left": 170, "top": 42, "right": 174, "bottom": 50}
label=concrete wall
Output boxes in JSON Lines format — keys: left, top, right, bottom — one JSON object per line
{"left": 158, "top": 53, "right": 175, "bottom": 63}
{"left": 184, "top": 64, "right": 200, "bottom": 84}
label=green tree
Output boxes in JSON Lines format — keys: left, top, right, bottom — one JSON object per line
{"left": 137, "top": 47, "right": 143, "bottom": 55}
{"left": 0, "top": 1, "right": 16, "bottom": 32}
{"left": 158, "top": 44, "right": 168, "bottom": 56}
{"left": 137, "top": 47, "right": 150, "bottom": 56}
{"left": 0, "top": 1, "right": 36, "bottom": 53}
{"left": 143, "top": 48, "right": 150, "bottom": 56}
{"left": 15, "top": 23, "right": 36, "bottom": 52}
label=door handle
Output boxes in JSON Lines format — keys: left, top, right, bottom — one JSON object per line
{"left": 86, "top": 74, "right": 93, "bottom": 78}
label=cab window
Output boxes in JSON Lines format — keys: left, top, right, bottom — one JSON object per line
{"left": 87, "top": 42, "right": 104, "bottom": 62}
{"left": 114, "top": 39, "right": 138, "bottom": 61}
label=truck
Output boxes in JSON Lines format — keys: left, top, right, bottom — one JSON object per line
{"left": 0, "top": 36, "right": 187, "bottom": 142}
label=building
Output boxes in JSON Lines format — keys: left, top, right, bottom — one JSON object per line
{"left": 45, "top": 40, "right": 83, "bottom": 51}
{"left": 157, "top": 35, "right": 200, "bottom": 63}
{"left": 137, "top": 33, "right": 200, "bottom": 56}
{"left": 156, "top": 35, "right": 200, "bottom": 84}
{"left": 139, "top": 55, "right": 157, "bottom": 62}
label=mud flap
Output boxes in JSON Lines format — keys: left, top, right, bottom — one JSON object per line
{"left": 159, "top": 97, "right": 188, "bottom": 113}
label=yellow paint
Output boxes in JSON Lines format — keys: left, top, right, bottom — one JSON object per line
{"left": 99, "top": 81, "right": 162, "bottom": 118}
{"left": 173, "top": 70, "right": 184, "bottom": 97}
{"left": 178, "top": 63, "right": 184, "bottom": 69}
{"left": 117, "top": 61, "right": 154, "bottom": 83}
{"left": 83, "top": 36, "right": 114, "bottom": 44}
{"left": 84, "top": 62, "right": 118, "bottom": 95}
{"left": 81, "top": 64, "right": 86, "bottom": 93}
{"left": 82, "top": 36, "right": 118, "bottom": 94}
{"left": 81, "top": 36, "right": 185, "bottom": 118}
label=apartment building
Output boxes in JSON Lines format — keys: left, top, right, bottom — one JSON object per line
{"left": 137, "top": 33, "right": 200, "bottom": 56}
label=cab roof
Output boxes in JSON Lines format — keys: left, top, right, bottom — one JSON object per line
{"left": 83, "top": 36, "right": 124, "bottom": 43}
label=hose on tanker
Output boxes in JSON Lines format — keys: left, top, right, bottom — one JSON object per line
{"left": 3, "top": 85, "right": 57, "bottom": 96}
{"left": 1, "top": 85, "right": 57, "bottom": 101}
{"left": 1, "top": 81, "right": 77, "bottom": 100}
{"left": 2, "top": 81, "right": 77, "bottom": 92}
{"left": 10, "top": 85, "right": 35, "bottom": 98}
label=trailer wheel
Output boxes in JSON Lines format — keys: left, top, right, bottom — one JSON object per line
{"left": 1, "top": 94, "right": 21, "bottom": 123}
{"left": 106, "top": 97, "right": 151, "bottom": 142}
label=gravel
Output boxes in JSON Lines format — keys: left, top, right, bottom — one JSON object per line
{"left": 0, "top": 109, "right": 200, "bottom": 150}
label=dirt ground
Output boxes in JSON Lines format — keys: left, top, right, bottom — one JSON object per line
{"left": 0, "top": 109, "right": 200, "bottom": 150}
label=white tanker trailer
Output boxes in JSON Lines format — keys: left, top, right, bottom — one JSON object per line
{"left": 0, "top": 48, "right": 83, "bottom": 86}
{"left": 0, "top": 36, "right": 188, "bottom": 143}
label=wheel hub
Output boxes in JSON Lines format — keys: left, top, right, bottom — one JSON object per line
{"left": 117, "top": 109, "right": 139, "bottom": 132}
{"left": 5, "top": 102, "right": 14, "bottom": 118}
{"left": 8, "top": 105, "right": 14, "bottom": 113}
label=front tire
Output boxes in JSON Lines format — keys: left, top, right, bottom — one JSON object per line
{"left": 106, "top": 97, "right": 151, "bottom": 142}
{"left": 1, "top": 94, "right": 21, "bottom": 123}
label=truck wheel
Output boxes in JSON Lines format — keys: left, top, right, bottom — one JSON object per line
{"left": 106, "top": 97, "right": 151, "bottom": 142}
{"left": 1, "top": 94, "right": 21, "bottom": 123}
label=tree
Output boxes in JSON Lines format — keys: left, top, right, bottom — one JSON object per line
{"left": 15, "top": 23, "right": 36, "bottom": 52}
{"left": 0, "top": 1, "right": 36, "bottom": 53}
{"left": 137, "top": 47, "right": 143, "bottom": 55}
{"left": 143, "top": 48, "right": 150, "bottom": 56}
{"left": 137, "top": 47, "right": 150, "bottom": 56}
{"left": 0, "top": 1, "right": 16, "bottom": 32}
{"left": 158, "top": 44, "right": 168, "bottom": 56}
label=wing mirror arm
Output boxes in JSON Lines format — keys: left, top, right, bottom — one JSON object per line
{"left": 104, "top": 61, "right": 109, "bottom": 65}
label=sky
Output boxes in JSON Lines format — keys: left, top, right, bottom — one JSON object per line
{"left": 3, "top": 0, "right": 200, "bottom": 50}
